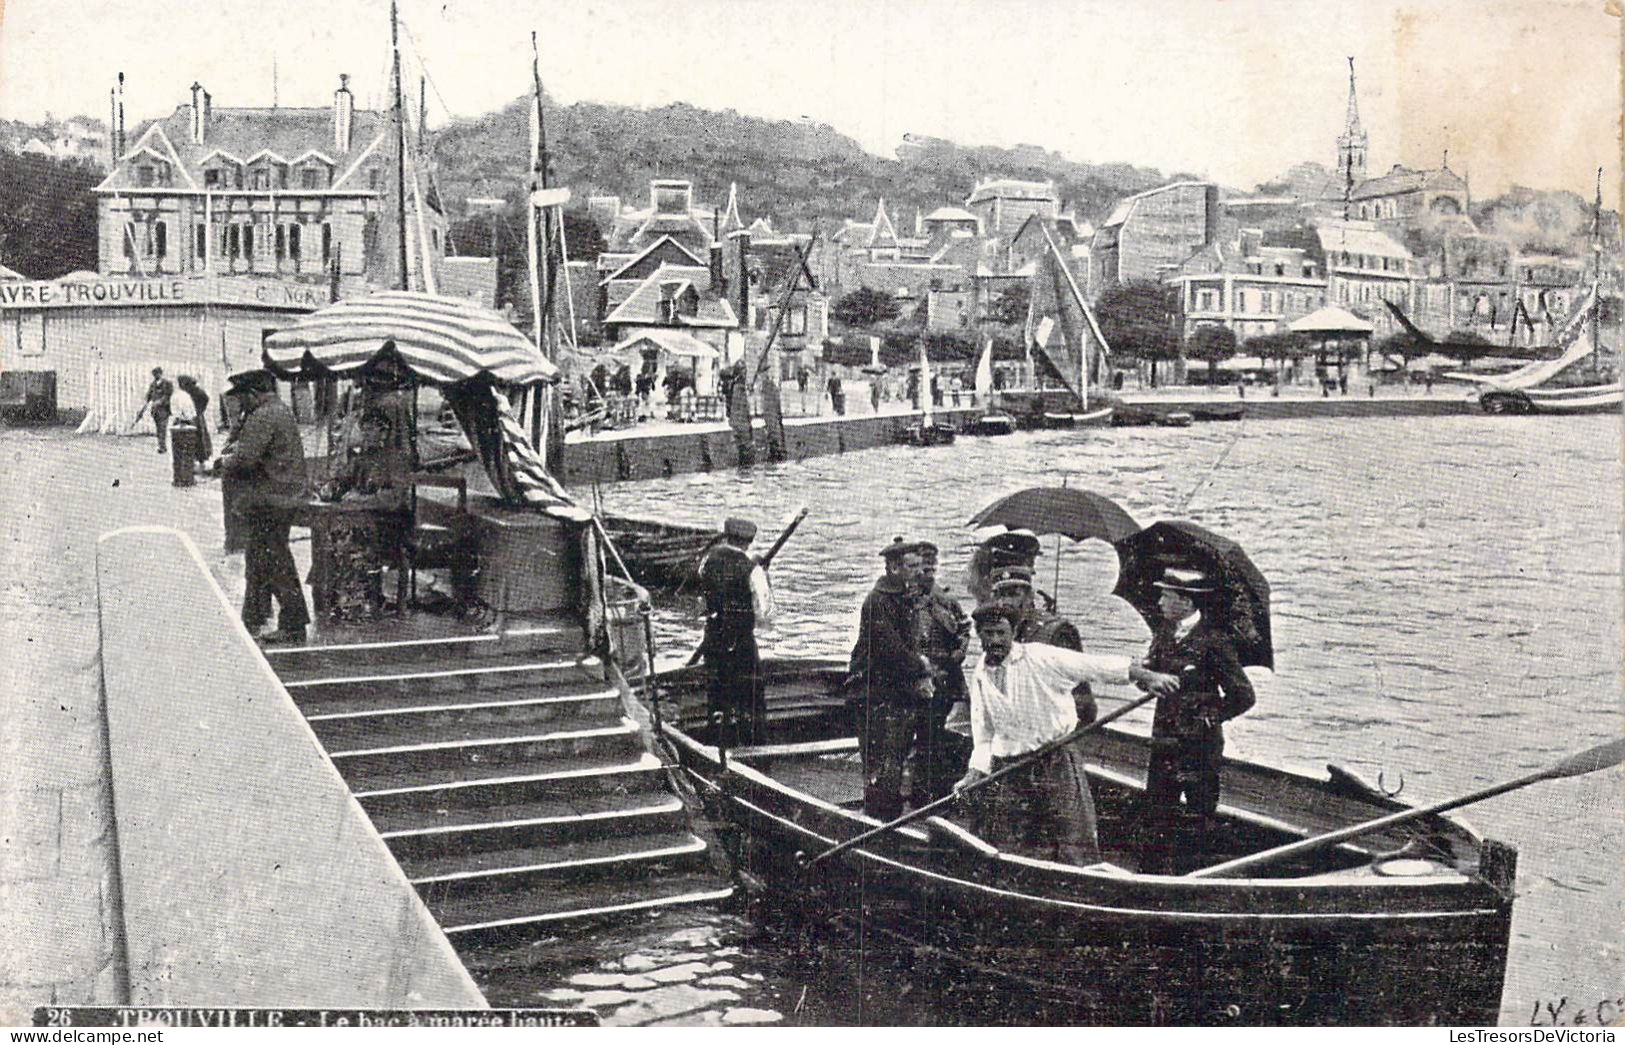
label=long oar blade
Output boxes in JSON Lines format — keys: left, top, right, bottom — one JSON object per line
{"left": 1548, "top": 735, "right": 1625, "bottom": 780}
{"left": 1189, "top": 735, "right": 1625, "bottom": 880}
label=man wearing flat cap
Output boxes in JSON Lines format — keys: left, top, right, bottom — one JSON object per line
{"left": 697, "top": 516, "right": 776, "bottom": 746}
{"left": 958, "top": 604, "right": 1177, "bottom": 865}
{"left": 848, "top": 537, "right": 933, "bottom": 820}
{"left": 217, "top": 369, "right": 309, "bottom": 644}
{"left": 1141, "top": 567, "right": 1257, "bottom": 873}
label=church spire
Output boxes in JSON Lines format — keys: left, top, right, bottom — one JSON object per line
{"left": 1336, "top": 56, "right": 1369, "bottom": 218}
{"left": 719, "top": 181, "right": 744, "bottom": 235}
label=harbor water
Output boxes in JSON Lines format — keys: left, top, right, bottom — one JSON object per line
{"left": 3, "top": 415, "right": 1620, "bottom": 1025}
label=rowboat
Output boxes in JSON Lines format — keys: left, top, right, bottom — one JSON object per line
{"left": 965, "top": 412, "right": 1017, "bottom": 436}
{"left": 1480, "top": 383, "right": 1622, "bottom": 415}
{"left": 1190, "top": 404, "right": 1246, "bottom": 423}
{"left": 1041, "top": 406, "right": 1115, "bottom": 428}
{"left": 652, "top": 658, "right": 1516, "bottom": 1026}
{"left": 896, "top": 421, "right": 958, "bottom": 446}
{"left": 600, "top": 512, "right": 717, "bottom": 590}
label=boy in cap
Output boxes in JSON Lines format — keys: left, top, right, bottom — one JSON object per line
{"left": 217, "top": 369, "right": 310, "bottom": 644}
{"left": 958, "top": 604, "right": 1176, "bottom": 865}
{"left": 849, "top": 537, "right": 932, "bottom": 819}
{"left": 697, "top": 516, "right": 775, "bottom": 746}
{"left": 1141, "top": 567, "right": 1257, "bottom": 873}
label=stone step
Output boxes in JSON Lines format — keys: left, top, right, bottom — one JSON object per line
{"left": 373, "top": 792, "right": 690, "bottom": 861}
{"left": 266, "top": 619, "right": 585, "bottom": 679}
{"left": 353, "top": 751, "right": 670, "bottom": 816}
{"left": 308, "top": 688, "right": 625, "bottom": 748}
{"left": 294, "top": 674, "right": 615, "bottom": 717}
{"left": 407, "top": 831, "right": 711, "bottom": 903}
{"left": 283, "top": 657, "right": 606, "bottom": 707}
{"left": 329, "top": 721, "right": 642, "bottom": 780}
{"left": 433, "top": 870, "right": 736, "bottom": 942}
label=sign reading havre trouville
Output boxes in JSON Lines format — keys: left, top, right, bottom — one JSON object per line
{"left": 0, "top": 276, "right": 329, "bottom": 311}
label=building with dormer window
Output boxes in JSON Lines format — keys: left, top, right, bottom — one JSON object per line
{"left": 93, "top": 77, "right": 445, "bottom": 291}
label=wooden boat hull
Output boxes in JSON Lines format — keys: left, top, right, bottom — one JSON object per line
{"left": 1190, "top": 405, "right": 1246, "bottom": 422}
{"left": 1481, "top": 386, "right": 1622, "bottom": 415}
{"left": 966, "top": 414, "right": 1017, "bottom": 436}
{"left": 1041, "top": 406, "right": 1114, "bottom": 429}
{"left": 897, "top": 422, "right": 958, "bottom": 446}
{"left": 653, "top": 660, "right": 1515, "bottom": 1025}
{"left": 601, "top": 513, "right": 717, "bottom": 589}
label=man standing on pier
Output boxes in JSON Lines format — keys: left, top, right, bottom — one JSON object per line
{"left": 135, "top": 367, "right": 174, "bottom": 453}
{"left": 697, "top": 517, "right": 775, "bottom": 747}
{"left": 850, "top": 538, "right": 933, "bottom": 819}
{"left": 217, "top": 369, "right": 309, "bottom": 645}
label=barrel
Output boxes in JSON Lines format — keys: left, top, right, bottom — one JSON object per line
{"left": 170, "top": 423, "right": 198, "bottom": 487}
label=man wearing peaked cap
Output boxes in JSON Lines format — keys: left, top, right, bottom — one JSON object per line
{"left": 909, "top": 540, "right": 972, "bottom": 804}
{"left": 695, "top": 516, "right": 774, "bottom": 746}
{"left": 1141, "top": 566, "right": 1257, "bottom": 873}
{"left": 849, "top": 536, "right": 933, "bottom": 820}
{"left": 216, "top": 367, "right": 309, "bottom": 644}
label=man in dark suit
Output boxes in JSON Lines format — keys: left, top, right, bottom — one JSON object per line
{"left": 849, "top": 538, "right": 931, "bottom": 819}
{"left": 218, "top": 369, "right": 309, "bottom": 644}
{"left": 1141, "top": 567, "right": 1256, "bottom": 873}
{"left": 696, "top": 517, "right": 774, "bottom": 747}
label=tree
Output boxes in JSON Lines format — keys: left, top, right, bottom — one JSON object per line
{"left": 0, "top": 153, "right": 100, "bottom": 279}
{"left": 1096, "top": 280, "right": 1181, "bottom": 386}
{"left": 1186, "top": 324, "right": 1239, "bottom": 386}
{"left": 832, "top": 286, "right": 901, "bottom": 328}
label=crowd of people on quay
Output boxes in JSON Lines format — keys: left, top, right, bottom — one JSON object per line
{"left": 698, "top": 523, "right": 1259, "bottom": 873}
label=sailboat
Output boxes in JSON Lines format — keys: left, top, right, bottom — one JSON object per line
{"left": 964, "top": 338, "right": 1017, "bottom": 435}
{"left": 897, "top": 340, "right": 957, "bottom": 445}
{"left": 1024, "top": 224, "right": 1114, "bottom": 428}
{"left": 1475, "top": 170, "right": 1620, "bottom": 415}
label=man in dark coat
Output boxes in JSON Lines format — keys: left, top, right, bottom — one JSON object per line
{"left": 696, "top": 517, "right": 774, "bottom": 747}
{"left": 136, "top": 367, "right": 174, "bottom": 453}
{"left": 1141, "top": 567, "right": 1257, "bottom": 873}
{"left": 849, "top": 538, "right": 931, "bottom": 819}
{"left": 218, "top": 369, "right": 310, "bottom": 644}
{"left": 909, "top": 541, "right": 972, "bottom": 804}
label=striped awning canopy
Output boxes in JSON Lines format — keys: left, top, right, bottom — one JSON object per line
{"left": 263, "top": 291, "right": 558, "bottom": 387}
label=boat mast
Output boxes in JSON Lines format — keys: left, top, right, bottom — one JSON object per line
{"left": 525, "top": 33, "right": 548, "bottom": 447}
{"left": 1591, "top": 166, "right": 1602, "bottom": 377}
{"left": 391, "top": 0, "right": 408, "bottom": 291}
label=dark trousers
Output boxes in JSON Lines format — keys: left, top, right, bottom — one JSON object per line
{"left": 971, "top": 741, "right": 1101, "bottom": 865}
{"left": 241, "top": 507, "right": 309, "bottom": 633}
{"left": 1143, "top": 734, "right": 1223, "bottom": 873}
{"left": 830, "top": 392, "right": 846, "bottom": 415}
{"left": 859, "top": 696, "right": 921, "bottom": 821}
{"left": 704, "top": 624, "right": 764, "bottom": 748}
{"left": 152, "top": 407, "right": 171, "bottom": 452}
{"left": 905, "top": 701, "right": 971, "bottom": 807}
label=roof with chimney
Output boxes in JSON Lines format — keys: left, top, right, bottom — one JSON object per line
{"left": 604, "top": 263, "right": 738, "bottom": 329}
{"left": 94, "top": 91, "right": 389, "bottom": 194}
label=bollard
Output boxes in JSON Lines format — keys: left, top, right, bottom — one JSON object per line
{"left": 170, "top": 422, "right": 199, "bottom": 487}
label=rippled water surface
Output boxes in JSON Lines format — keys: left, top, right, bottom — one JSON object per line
{"left": 5, "top": 417, "right": 1619, "bottom": 1026}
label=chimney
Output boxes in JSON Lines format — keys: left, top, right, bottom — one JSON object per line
{"left": 116, "top": 72, "right": 125, "bottom": 156}
{"left": 1203, "top": 184, "right": 1220, "bottom": 246}
{"left": 709, "top": 244, "right": 725, "bottom": 297}
{"left": 108, "top": 88, "right": 117, "bottom": 166}
{"left": 658, "top": 279, "right": 682, "bottom": 324}
{"left": 189, "top": 82, "right": 207, "bottom": 144}
{"left": 334, "top": 74, "right": 354, "bottom": 154}
{"left": 734, "top": 231, "right": 751, "bottom": 332}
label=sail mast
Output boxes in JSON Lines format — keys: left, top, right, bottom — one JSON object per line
{"left": 391, "top": 0, "right": 408, "bottom": 291}
{"left": 1592, "top": 166, "right": 1603, "bottom": 375}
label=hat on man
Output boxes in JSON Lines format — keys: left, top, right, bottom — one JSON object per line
{"left": 981, "top": 529, "right": 1042, "bottom": 566}
{"left": 879, "top": 536, "right": 917, "bottom": 560}
{"left": 723, "top": 516, "right": 757, "bottom": 543}
{"left": 224, "top": 368, "right": 276, "bottom": 396}
{"left": 971, "top": 603, "right": 1019, "bottom": 629}
{"left": 1154, "top": 567, "right": 1216, "bottom": 595}
{"left": 988, "top": 564, "right": 1035, "bottom": 589}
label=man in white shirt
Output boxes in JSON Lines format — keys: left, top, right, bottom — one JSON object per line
{"left": 697, "top": 517, "right": 776, "bottom": 746}
{"left": 956, "top": 604, "right": 1176, "bottom": 865}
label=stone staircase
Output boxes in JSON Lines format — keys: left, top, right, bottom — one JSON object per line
{"left": 263, "top": 618, "right": 733, "bottom": 946}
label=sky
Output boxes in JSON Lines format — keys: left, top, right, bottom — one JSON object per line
{"left": 1, "top": 0, "right": 1618, "bottom": 205}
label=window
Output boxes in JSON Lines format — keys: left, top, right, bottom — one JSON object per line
{"left": 289, "top": 223, "right": 302, "bottom": 260}
{"left": 251, "top": 168, "right": 270, "bottom": 190}
{"left": 368, "top": 168, "right": 380, "bottom": 190}
{"left": 302, "top": 167, "right": 326, "bottom": 190}
{"left": 362, "top": 216, "right": 376, "bottom": 265}
{"left": 1196, "top": 289, "right": 1217, "bottom": 311}
{"left": 1274, "top": 263, "right": 1285, "bottom": 276}
{"left": 233, "top": 167, "right": 243, "bottom": 189}
{"left": 275, "top": 225, "right": 286, "bottom": 261}
{"left": 277, "top": 166, "right": 288, "bottom": 189}
{"left": 321, "top": 222, "right": 332, "bottom": 264}
{"left": 227, "top": 225, "right": 240, "bottom": 257}
{"left": 136, "top": 166, "right": 155, "bottom": 187}
{"left": 195, "top": 224, "right": 206, "bottom": 260}
{"left": 1234, "top": 288, "right": 1248, "bottom": 313}
{"left": 241, "top": 224, "right": 253, "bottom": 259}
{"left": 785, "top": 306, "right": 808, "bottom": 336}
{"left": 204, "top": 169, "right": 220, "bottom": 188}
{"left": 154, "top": 221, "right": 167, "bottom": 259}
{"left": 431, "top": 228, "right": 440, "bottom": 253}
{"left": 1302, "top": 264, "right": 1315, "bottom": 278}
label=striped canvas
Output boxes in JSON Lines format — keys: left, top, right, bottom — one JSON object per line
{"left": 263, "top": 291, "right": 559, "bottom": 387}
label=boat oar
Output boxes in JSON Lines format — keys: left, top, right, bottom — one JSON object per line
{"left": 1187, "top": 735, "right": 1625, "bottom": 879}
{"left": 797, "top": 690, "right": 1159, "bottom": 871}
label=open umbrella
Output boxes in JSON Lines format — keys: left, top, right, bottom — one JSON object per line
{"left": 1112, "top": 520, "right": 1273, "bottom": 670}
{"left": 967, "top": 486, "right": 1142, "bottom": 543}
